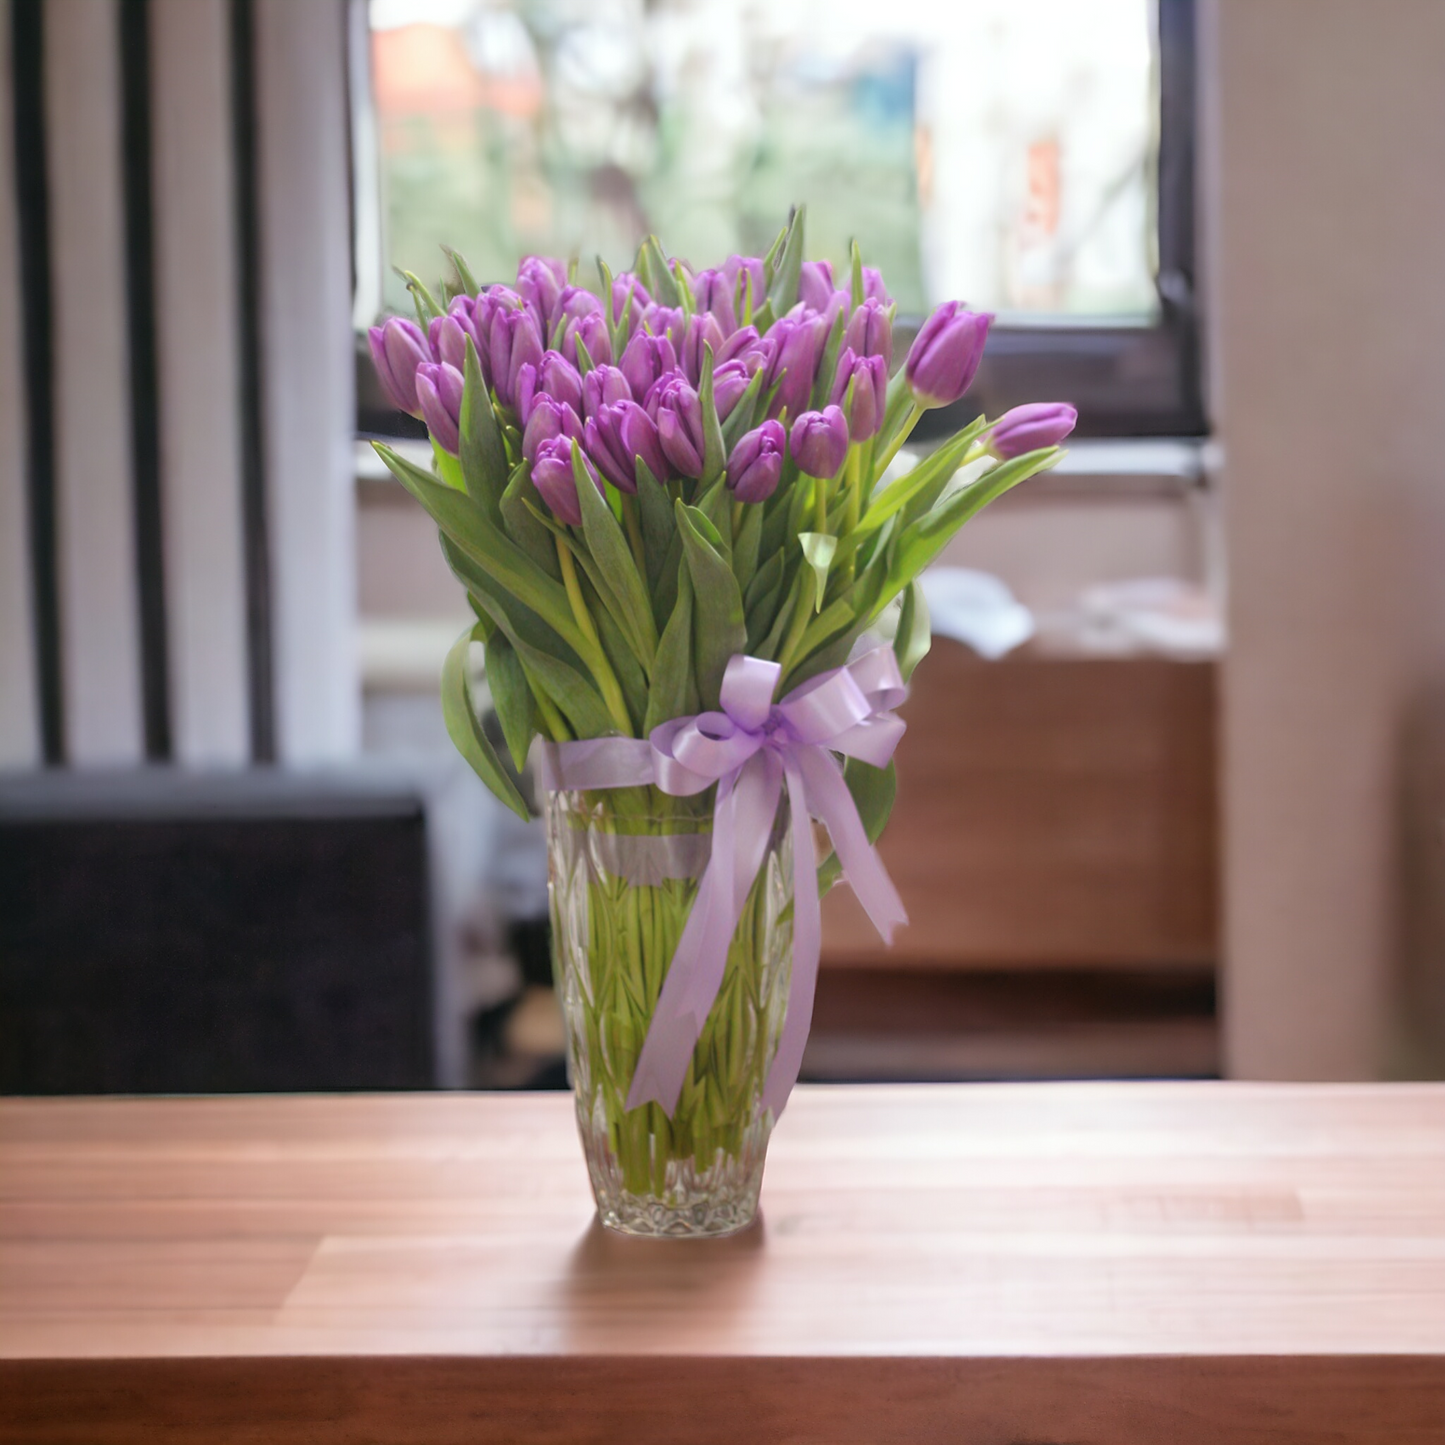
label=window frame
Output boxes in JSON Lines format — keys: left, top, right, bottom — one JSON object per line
{"left": 351, "top": 0, "right": 1205, "bottom": 444}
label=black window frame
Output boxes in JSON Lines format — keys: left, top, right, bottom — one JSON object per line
{"left": 351, "top": 0, "right": 1205, "bottom": 444}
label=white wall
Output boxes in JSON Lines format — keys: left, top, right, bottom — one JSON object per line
{"left": 1215, "top": 0, "right": 1445, "bottom": 1077}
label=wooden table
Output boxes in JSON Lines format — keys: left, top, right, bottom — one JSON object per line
{"left": 3, "top": 1084, "right": 1444, "bottom": 1443}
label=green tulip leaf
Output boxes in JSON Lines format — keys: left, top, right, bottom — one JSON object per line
{"left": 483, "top": 630, "right": 536, "bottom": 772}
{"left": 459, "top": 337, "right": 508, "bottom": 518}
{"left": 441, "top": 623, "right": 530, "bottom": 821}
{"left": 677, "top": 501, "right": 746, "bottom": 711}
{"left": 799, "top": 531, "right": 838, "bottom": 612}
{"left": 644, "top": 568, "right": 699, "bottom": 733}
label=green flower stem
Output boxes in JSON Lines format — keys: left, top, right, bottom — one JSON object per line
{"left": 872, "top": 399, "right": 925, "bottom": 481}
{"left": 841, "top": 445, "right": 863, "bottom": 583}
{"left": 621, "top": 491, "right": 647, "bottom": 579}
{"left": 553, "top": 784, "right": 789, "bottom": 1206}
{"left": 773, "top": 576, "right": 816, "bottom": 681}
{"left": 555, "top": 535, "right": 634, "bottom": 736}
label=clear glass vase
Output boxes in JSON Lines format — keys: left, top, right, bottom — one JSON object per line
{"left": 545, "top": 782, "right": 793, "bottom": 1238}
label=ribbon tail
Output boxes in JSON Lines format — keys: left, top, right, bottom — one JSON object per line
{"left": 797, "top": 745, "right": 908, "bottom": 942}
{"left": 761, "top": 759, "right": 822, "bottom": 1119}
{"left": 626, "top": 756, "right": 782, "bottom": 1116}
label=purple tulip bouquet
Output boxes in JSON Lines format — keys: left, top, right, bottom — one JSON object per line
{"left": 370, "top": 210, "right": 1074, "bottom": 1236}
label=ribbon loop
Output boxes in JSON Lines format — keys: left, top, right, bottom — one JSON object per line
{"left": 537, "top": 646, "right": 908, "bottom": 1119}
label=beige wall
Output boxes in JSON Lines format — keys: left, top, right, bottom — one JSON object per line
{"left": 1215, "top": 1, "right": 1445, "bottom": 1077}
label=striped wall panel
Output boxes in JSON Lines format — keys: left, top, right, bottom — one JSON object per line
{"left": 46, "top": 0, "right": 146, "bottom": 765}
{"left": 0, "top": 0, "right": 38, "bottom": 767}
{"left": 1, "top": 0, "right": 358, "bottom": 772}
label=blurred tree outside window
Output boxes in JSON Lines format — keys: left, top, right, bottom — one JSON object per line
{"left": 366, "top": 0, "right": 1159, "bottom": 323}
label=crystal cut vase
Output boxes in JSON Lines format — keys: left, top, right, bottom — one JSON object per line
{"left": 545, "top": 783, "right": 793, "bottom": 1238}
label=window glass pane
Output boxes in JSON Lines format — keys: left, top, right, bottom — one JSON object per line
{"left": 369, "top": 0, "right": 1158, "bottom": 321}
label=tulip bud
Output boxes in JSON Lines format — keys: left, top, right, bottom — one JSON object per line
{"left": 531, "top": 436, "right": 596, "bottom": 526}
{"left": 585, "top": 400, "right": 663, "bottom": 493}
{"left": 555, "top": 284, "right": 601, "bottom": 325}
{"left": 488, "top": 307, "right": 544, "bottom": 411}
{"left": 536, "top": 351, "right": 584, "bottom": 417}
{"left": 415, "top": 361, "right": 465, "bottom": 454}
{"left": 905, "top": 301, "right": 993, "bottom": 408}
{"left": 766, "top": 313, "right": 828, "bottom": 422}
{"left": 611, "top": 273, "right": 651, "bottom": 334}
{"left": 583, "top": 363, "right": 631, "bottom": 419}
{"left": 619, "top": 330, "right": 678, "bottom": 401}
{"left": 798, "top": 259, "right": 835, "bottom": 312}
{"left": 680, "top": 311, "right": 725, "bottom": 386}
{"left": 712, "top": 359, "right": 753, "bottom": 421}
{"left": 368, "top": 316, "right": 433, "bottom": 416}
{"left": 641, "top": 303, "right": 687, "bottom": 349}
{"left": 723, "top": 254, "right": 766, "bottom": 315}
{"left": 861, "top": 265, "right": 891, "bottom": 306}
{"left": 844, "top": 298, "right": 893, "bottom": 370}
{"left": 522, "top": 394, "right": 583, "bottom": 462}
{"left": 828, "top": 348, "right": 888, "bottom": 441}
{"left": 561, "top": 311, "right": 612, "bottom": 367}
{"left": 691, "top": 268, "right": 738, "bottom": 336}
{"left": 986, "top": 402, "right": 1078, "bottom": 459}
{"left": 652, "top": 377, "right": 707, "bottom": 479}
{"left": 464, "top": 288, "right": 519, "bottom": 371}
{"left": 428, "top": 313, "right": 469, "bottom": 375}
{"left": 716, "top": 324, "right": 762, "bottom": 367}
{"left": 516, "top": 255, "right": 567, "bottom": 326}
{"left": 726, "top": 420, "right": 786, "bottom": 504}
{"left": 790, "top": 405, "right": 849, "bottom": 479}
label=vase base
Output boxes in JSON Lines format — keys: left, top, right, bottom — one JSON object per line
{"left": 596, "top": 1193, "right": 760, "bottom": 1239}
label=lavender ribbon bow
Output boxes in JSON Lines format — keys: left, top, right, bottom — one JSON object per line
{"left": 537, "top": 647, "right": 909, "bottom": 1119}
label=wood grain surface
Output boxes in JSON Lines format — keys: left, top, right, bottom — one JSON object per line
{"left": 822, "top": 650, "right": 1218, "bottom": 969}
{"left": 3, "top": 1083, "right": 1444, "bottom": 1443}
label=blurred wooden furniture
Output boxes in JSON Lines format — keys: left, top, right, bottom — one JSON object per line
{"left": 823, "top": 647, "right": 1217, "bottom": 969}
{"left": 4, "top": 1084, "right": 1444, "bottom": 1443}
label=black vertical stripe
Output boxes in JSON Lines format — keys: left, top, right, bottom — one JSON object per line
{"left": 118, "top": 0, "right": 171, "bottom": 761}
{"left": 229, "top": 0, "right": 274, "bottom": 763}
{"left": 10, "top": 0, "right": 63, "bottom": 764}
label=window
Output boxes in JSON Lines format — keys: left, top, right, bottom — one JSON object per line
{"left": 353, "top": 0, "right": 1203, "bottom": 439}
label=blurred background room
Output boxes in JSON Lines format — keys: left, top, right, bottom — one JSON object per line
{"left": 3, "top": 0, "right": 1443, "bottom": 1097}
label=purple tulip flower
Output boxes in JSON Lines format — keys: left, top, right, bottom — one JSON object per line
{"left": 533, "top": 351, "right": 584, "bottom": 418}
{"left": 652, "top": 377, "right": 707, "bottom": 479}
{"left": 716, "top": 324, "right": 762, "bottom": 367}
{"left": 488, "top": 306, "right": 544, "bottom": 411}
{"left": 766, "top": 313, "right": 827, "bottom": 421}
{"left": 790, "top": 405, "right": 850, "bottom": 479}
{"left": 723, "top": 254, "right": 766, "bottom": 315}
{"left": 582, "top": 363, "right": 631, "bottom": 419}
{"left": 712, "top": 359, "right": 753, "bottom": 421}
{"left": 531, "top": 436, "right": 597, "bottom": 527}
{"left": 428, "top": 313, "right": 470, "bottom": 374}
{"left": 905, "top": 301, "right": 993, "bottom": 407}
{"left": 368, "top": 316, "right": 432, "bottom": 416}
{"left": 829, "top": 347, "right": 888, "bottom": 441}
{"left": 415, "top": 361, "right": 464, "bottom": 454}
{"left": 680, "top": 311, "right": 725, "bottom": 386}
{"left": 691, "top": 268, "right": 738, "bottom": 336}
{"left": 555, "top": 284, "right": 601, "bottom": 324}
{"left": 726, "top": 420, "right": 786, "bottom": 503}
{"left": 561, "top": 311, "right": 612, "bottom": 367}
{"left": 619, "top": 330, "right": 678, "bottom": 401}
{"left": 641, "top": 303, "right": 687, "bottom": 349}
{"left": 611, "top": 273, "right": 651, "bottom": 334}
{"left": 861, "top": 265, "right": 891, "bottom": 306}
{"left": 585, "top": 400, "right": 664, "bottom": 493}
{"left": 798, "top": 259, "right": 835, "bottom": 312}
{"left": 845, "top": 298, "right": 893, "bottom": 370}
{"left": 517, "top": 256, "right": 567, "bottom": 326}
{"left": 522, "top": 394, "right": 582, "bottom": 462}
{"left": 987, "top": 402, "right": 1078, "bottom": 458}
